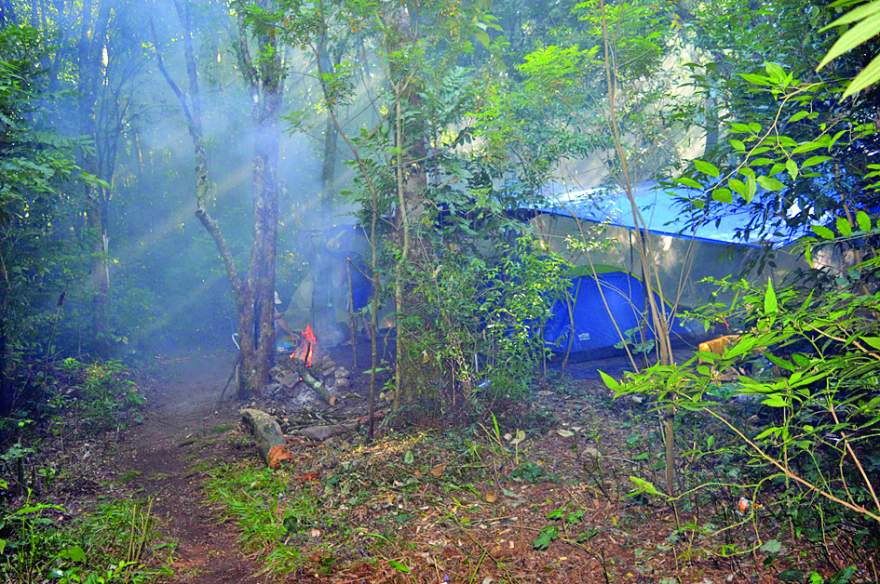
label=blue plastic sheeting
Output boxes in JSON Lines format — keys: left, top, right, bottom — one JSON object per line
{"left": 349, "top": 258, "right": 372, "bottom": 312}
{"left": 537, "top": 183, "right": 809, "bottom": 248}
{"left": 543, "top": 272, "right": 691, "bottom": 354}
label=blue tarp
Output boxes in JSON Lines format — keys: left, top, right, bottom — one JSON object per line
{"left": 543, "top": 271, "right": 692, "bottom": 354}
{"left": 537, "top": 183, "right": 815, "bottom": 248}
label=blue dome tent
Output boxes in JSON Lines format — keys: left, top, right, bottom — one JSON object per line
{"left": 543, "top": 271, "right": 693, "bottom": 355}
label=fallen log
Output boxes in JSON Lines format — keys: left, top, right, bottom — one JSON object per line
{"left": 240, "top": 408, "right": 293, "bottom": 469}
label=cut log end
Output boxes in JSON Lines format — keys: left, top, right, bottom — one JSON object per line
{"left": 267, "top": 444, "right": 294, "bottom": 469}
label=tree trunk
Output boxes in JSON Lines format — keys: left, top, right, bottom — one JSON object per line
{"left": 76, "top": 0, "right": 114, "bottom": 355}
{"left": 387, "top": 4, "right": 428, "bottom": 407}
{"left": 88, "top": 200, "right": 110, "bottom": 353}
{"left": 154, "top": 1, "right": 284, "bottom": 397}
{"left": 246, "top": 23, "right": 283, "bottom": 391}
{"left": 240, "top": 408, "right": 292, "bottom": 468}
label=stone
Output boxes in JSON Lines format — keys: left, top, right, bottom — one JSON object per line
{"left": 334, "top": 367, "right": 349, "bottom": 378}
{"left": 278, "top": 371, "right": 299, "bottom": 388}
{"left": 334, "top": 378, "right": 350, "bottom": 389}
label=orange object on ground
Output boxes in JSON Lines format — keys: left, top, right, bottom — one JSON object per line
{"left": 698, "top": 334, "right": 741, "bottom": 357}
{"left": 267, "top": 444, "right": 294, "bottom": 469}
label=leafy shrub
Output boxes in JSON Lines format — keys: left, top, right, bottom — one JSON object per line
{"left": 603, "top": 251, "right": 880, "bottom": 568}
{"left": 0, "top": 493, "right": 170, "bottom": 584}
{"left": 76, "top": 360, "right": 145, "bottom": 433}
{"left": 406, "top": 234, "right": 568, "bottom": 409}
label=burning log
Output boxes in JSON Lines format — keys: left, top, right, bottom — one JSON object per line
{"left": 240, "top": 408, "right": 293, "bottom": 468}
{"left": 299, "top": 368, "right": 337, "bottom": 406}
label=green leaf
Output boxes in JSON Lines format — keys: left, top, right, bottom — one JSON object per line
{"left": 598, "top": 370, "right": 620, "bottom": 391}
{"left": 757, "top": 176, "right": 785, "bottom": 191}
{"left": 811, "top": 225, "right": 835, "bottom": 240}
{"left": 711, "top": 187, "right": 733, "bottom": 203}
{"left": 792, "top": 141, "right": 822, "bottom": 155}
{"left": 729, "top": 122, "right": 754, "bottom": 133}
{"left": 836, "top": 216, "right": 853, "bottom": 237}
{"left": 532, "top": 525, "right": 559, "bottom": 550}
{"left": 546, "top": 506, "right": 565, "bottom": 520}
{"left": 785, "top": 159, "right": 798, "bottom": 180}
{"left": 693, "top": 159, "right": 720, "bottom": 177}
{"left": 761, "top": 394, "right": 788, "bottom": 408}
{"left": 861, "top": 337, "right": 880, "bottom": 351}
{"left": 474, "top": 29, "right": 491, "bottom": 49}
{"left": 403, "top": 450, "right": 414, "bottom": 465}
{"left": 755, "top": 426, "right": 781, "bottom": 440}
{"left": 729, "top": 139, "right": 746, "bottom": 152}
{"left": 729, "top": 178, "right": 747, "bottom": 198}
{"left": 387, "top": 559, "right": 411, "bottom": 573}
{"left": 745, "top": 174, "right": 757, "bottom": 202}
{"left": 759, "top": 539, "right": 783, "bottom": 555}
{"left": 778, "top": 569, "right": 806, "bottom": 582}
{"left": 817, "top": 12, "right": 880, "bottom": 70}
{"left": 856, "top": 210, "right": 872, "bottom": 232}
{"left": 628, "top": 476, "right": 662, "bottom": 497}
{"left": 842, "top": 52, "right": 880, "bottom": 97}
{"left": 764, "top": 278, "right": 778, "bottom": 314}
{"left": 788, "top": 110, "right": 809, "bottom": 123}
{"left": 765, "top": 62, "right": 786, "bottom": 81}
{"left": 829, "top": 566, "right": 857, "bottom": 584}
{"left": 801, "top": 155, "right": 831, "bottom": 168}
{"left": 739, "top": 73, "right": 771, "bottom": 86}
{"left": 676, "top": 176, "right": 704, "bottom": 189}
{"left": 823, "top": 0, "right": 880, "bottom": 29}
{"left": 0, "top": 539, "right": 5, "bottom": 555}
{"left": 763, "top": 164, "right": 783, "bottom": 178}
{"left": 59, "top": 546, "right": 87, "bottom": 563}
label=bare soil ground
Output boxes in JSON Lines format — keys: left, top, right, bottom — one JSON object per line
{"left": 98, "top": 347, "right": 858, "bottom": 583}
{"left": 117, "top": 351, "right": 265, "bottom": 583}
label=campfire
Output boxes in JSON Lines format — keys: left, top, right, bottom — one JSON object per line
{"left": 267, "top": 324, "right": 351, "bottom": 408}
{"left": 291, "top": 323, "right": 317, "bottom": 368}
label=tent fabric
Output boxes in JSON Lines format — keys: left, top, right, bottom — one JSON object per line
{"left": 543, "top": 271, "right": 693, "bottom": 354}
{"left": 537, "top": 182, "right": 810, "bottom": 248}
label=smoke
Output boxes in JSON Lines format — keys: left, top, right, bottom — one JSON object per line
{"left": 103, "top": 0, "right": 361, "bottom": 355}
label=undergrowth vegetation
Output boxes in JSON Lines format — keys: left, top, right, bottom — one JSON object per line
{"left": 0, "top": 495, "right": 173, "bottom": 584}
{"left": 0, "top": 358, "right": 157, "bottom": 583}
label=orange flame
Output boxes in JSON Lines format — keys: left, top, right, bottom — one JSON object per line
{"left": 291, "top": 324, "right": 317, "bottom": 368}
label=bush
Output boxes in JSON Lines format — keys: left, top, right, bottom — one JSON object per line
{"left": 603, "top": 254, "right": 880, "bottom": 567}
{"left": 0, "top": 493, "right": 171, "bottom": 584}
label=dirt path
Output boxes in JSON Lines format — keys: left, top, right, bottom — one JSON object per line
{"left": 118, "top": 352, "right": 266, "bottom": 584}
